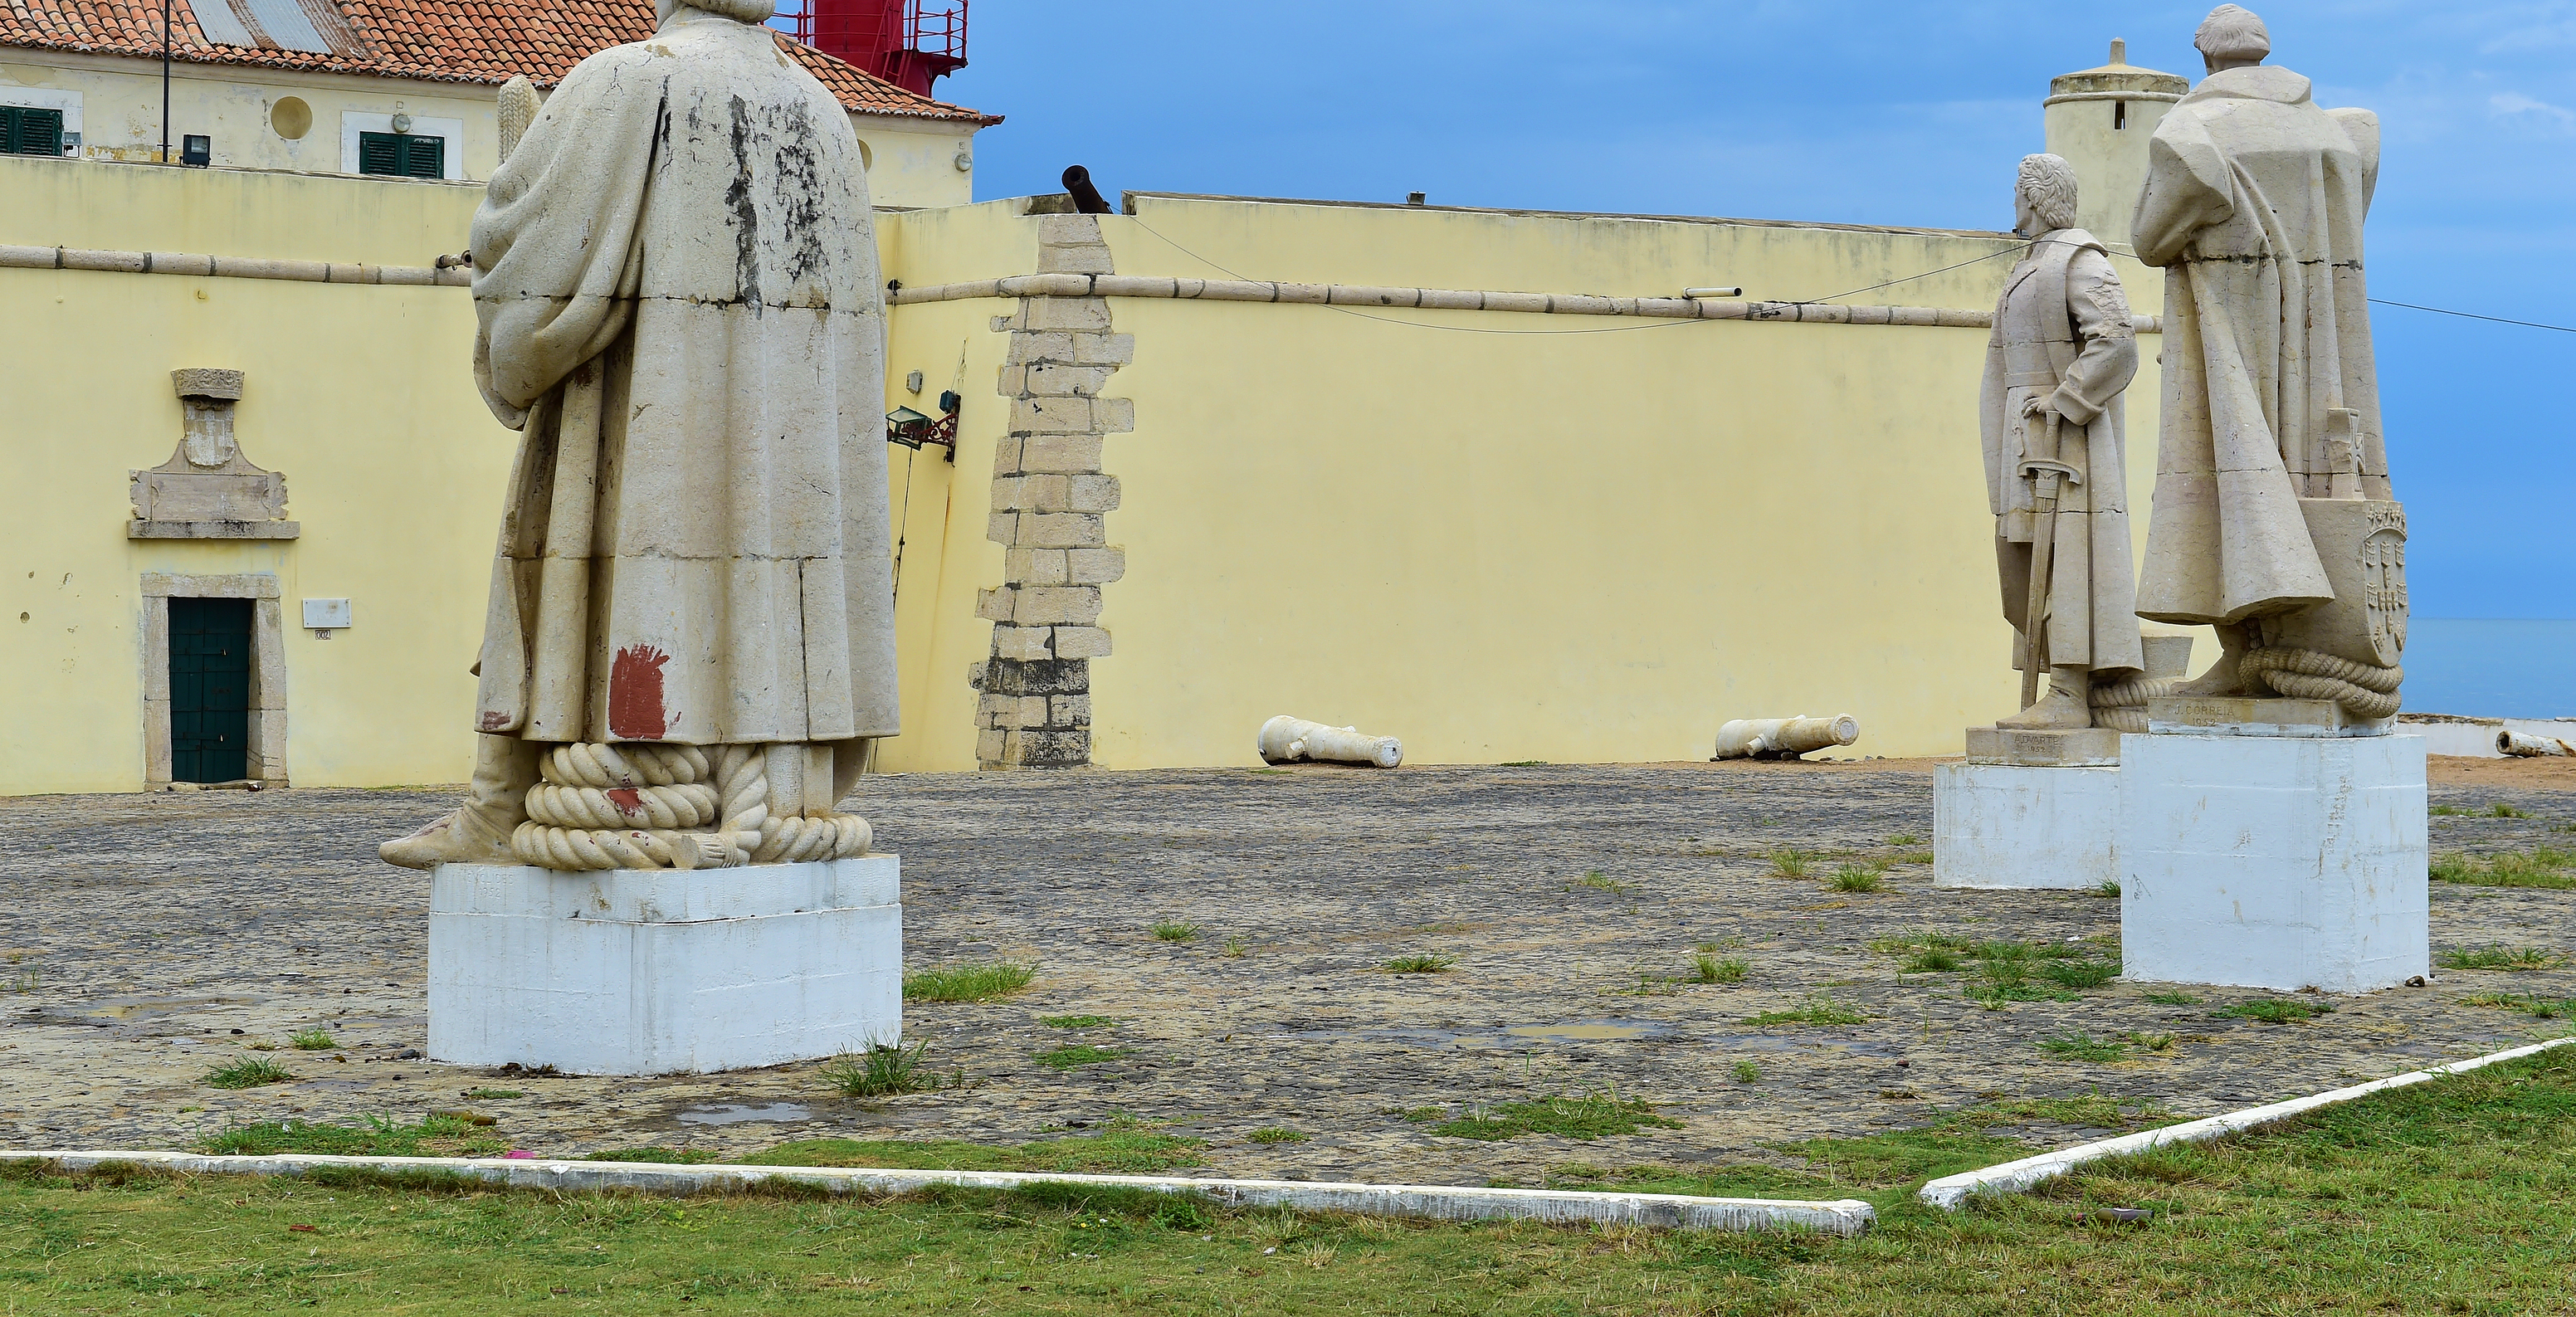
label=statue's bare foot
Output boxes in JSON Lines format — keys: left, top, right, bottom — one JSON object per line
{"left": 1996, "top": 685, "right": 2094, "bottom": 730}
{"left": 379, "top": 806, "right": 519, "bottom": 870}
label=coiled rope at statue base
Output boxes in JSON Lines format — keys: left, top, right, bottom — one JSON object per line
{"left": 2086, "top": 647, "right": 2402, "bottom": 732}
{"left": 510, "top": 742, "right": 871, "bottom": 871}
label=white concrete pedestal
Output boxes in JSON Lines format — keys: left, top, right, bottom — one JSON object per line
{"left": 2120, "top": 734, "right": 2427, "bottom": 993}
{"left": 1934, "top": 762, "right": 2120, "bottom": 890}
{"left": 427, "top": 856, "right": 901, "bottom": 1076}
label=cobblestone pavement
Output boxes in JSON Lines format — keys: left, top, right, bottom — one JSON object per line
{"left": 3, "top": 760, "right": 2571, "bottom": 1188}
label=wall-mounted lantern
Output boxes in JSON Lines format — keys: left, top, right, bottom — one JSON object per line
{"left": 886, "top": 390, "right": 961, "bottom": 461}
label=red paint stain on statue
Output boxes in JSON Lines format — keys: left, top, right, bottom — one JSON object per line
{"left": 607, "top": 645, "right": 673, "bottom": 740}
{"left": 606, "top": 788, "right": 645, "bottom": 817}
{"left": 478, "top": 710, "right": 512, "bottom": 732}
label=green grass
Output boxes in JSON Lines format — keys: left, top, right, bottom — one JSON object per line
{"left": 1149, "top": 921, "right": 1199, "bottom": 943}
{"left": 1427, "top": 1093, "right": 1684, "bottom": 1142}
{"left": 1744, "top": 993, "right": 1866, "bottom": 1027}
{"left": 2463, "top": 991, "right": 2576, "bottom": 1020}
{"left": 1034, "top": 1044, "right": 1130, "bottom": 1071}
{"left": 2041, "top": 958, "right": 2122, "bottom": 989}
{"left": 1886, "top": 833, "right": 1922, "bottom": 846}
{"left": 1691, "top": 954, "right": 1749, "bottom": 983}
{"left": 1934, "top": 1094, "right": 2178, "bottom": 1135}
{"left": 1567, "top": 870, "right": 1631, "bottom": 895}
{"left": 818, "top": 1041, "right": 940, "bottom": 1097}
{"left": 1967, "top": 960, "right": 2080, "bottom": 1007}
{"left": 744, "top": 1124, "right": 1205, "bottom": 1176}
{"left": 901, "top": 962, "right": 1035, "bottom": 1002}
{"left": 2431, "top": 803, "right": 2471, "bottom": 816}
{"left": 286, "top": 1029, "right": 338, "bottom": 1051}
{"left": 1381, "top": 954, "right": 1456, "bottom": 973}
{"left": 2491, "top": 802, "right": 2535, "bottom": 818}
{"left": 2439, "top": 944, "right": 2567, "bottom": 972}
{"left": 2088, "top": 880, "right": 2121, "bottom": 898}
{"left": 584, "top": 1147, "right": 720, "bottom": 1164}
{"left": 12, "top": 1050, "right": 2576, "bottom": 1314}
{"left": 1767, "top": 848, "right": 1817, "bottom": 878}
{"left": 198, "top": 1114, "right": 508, "bottom": 1158}
{"left": 1828, "top": 864, "right": 1885, "bottom": 893}
{"left": 1037, "top": 1014, "right": 1111, "bottom": 1029}
{"left": 1246, "top": 1128, "right": 1309, "bottom": 1145}
{"left": 2143, "top": 990, "right": 2203, "bottom": 1006}
{"left": 2218, "top": 998, "right": 2338, "bottom": 1022}
{"left": 1900, "top": 947, "right": 1964, "bottom": 973}
{"left": 1730, "top": 1060, "right": 1762, "bottom": 1084}
{"left": 2038, "top": 1034, "right": 2130, "bottom": 1062}
{"left": 2432, "top": 846, "right": 2576, "bottom": 890}
{"left": 202, "top": 1056, "right": 293, "bottom": 1090}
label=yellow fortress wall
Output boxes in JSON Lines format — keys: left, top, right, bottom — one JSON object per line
{"left": 6, "top": 154, "right": 2174, "bottom": 792}
{"left": 0, "top": 157, "right": 502, "bottom": 794}
{"left": 876, "top": 194, "right": 2171, "bottom": 768}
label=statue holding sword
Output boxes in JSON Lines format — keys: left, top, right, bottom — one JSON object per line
{"left": 1978, "top": 153, "right": 2146, "bottom": 729}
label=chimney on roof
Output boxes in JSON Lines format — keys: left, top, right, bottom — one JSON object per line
{"left": 798, "top": 0, "right": 968, "bottom": 96}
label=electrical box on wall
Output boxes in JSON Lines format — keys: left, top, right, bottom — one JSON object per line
{"left": 302, "top": 598, "right": 352, "bottom": 633}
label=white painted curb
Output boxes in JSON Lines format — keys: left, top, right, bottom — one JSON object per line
{"left": 1, "top": 1150, "right": 1875, "bottom": 1236}
{"left": 1919, "top": 1035, "right": 2576, "bottom": 1210}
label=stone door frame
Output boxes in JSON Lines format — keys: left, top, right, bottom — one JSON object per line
{"left": 140, "top": 573, "right": 288, "bottom": 787}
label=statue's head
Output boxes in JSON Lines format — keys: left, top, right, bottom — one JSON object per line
{"left": 2194, "top": 5, "right": 2271, "bottom": 72}
{"left": 657, "top": 0, "right": 778, "bottom": 24}
{"left": 2014, "top": 154, "right": 2079, "bottom": 237}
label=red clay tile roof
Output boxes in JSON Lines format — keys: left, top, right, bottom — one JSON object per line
{"left": 0, "top": 0, "right": 998, "bottom": 122}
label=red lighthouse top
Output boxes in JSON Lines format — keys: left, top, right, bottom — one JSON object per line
{"left": 786, "top": 0, "right": 968, "bottom": 97}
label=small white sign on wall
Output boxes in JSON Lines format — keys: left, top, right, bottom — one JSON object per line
{"left": 303, "top": 598, "right": 352, "bottom": 632}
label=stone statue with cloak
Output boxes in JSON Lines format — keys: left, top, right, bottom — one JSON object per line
{"left": 2130, "top": 5, "right": 2408, "bottom": 719}
{"left": 1978, "top": 153, "right": 2145, "bottom": 730}
{"left": 383, "top": 0, "right": 900, "bottom": 871}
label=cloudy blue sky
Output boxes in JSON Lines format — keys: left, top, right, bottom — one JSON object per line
{"left": 934, "top": 2, "right": 2576, "bottom": 622}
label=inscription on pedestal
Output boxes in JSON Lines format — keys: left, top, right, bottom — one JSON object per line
{"left": 1964, "top": 726, "right": 2122, "bottom": 767}
{"left": 2147, "top": 696, "right": 2393, "bottom": 738}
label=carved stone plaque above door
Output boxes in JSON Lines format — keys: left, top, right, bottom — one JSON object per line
{"left": 129, "top": 368, "right": 300, "bottom": 539}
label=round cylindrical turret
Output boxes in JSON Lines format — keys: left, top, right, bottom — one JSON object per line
{"left": 2042, "top": 38, "right": 2188, "bottom": 251}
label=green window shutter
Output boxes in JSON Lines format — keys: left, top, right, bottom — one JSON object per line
{"left": 2, "top": 106, "right": 64, "bottom": 157}
{"left": 358, "top": 130, "right": 399, "bottom": 175}
{"left": 358, "top": 130, "right": 445, "bottom": 178}
{"left": 401, "top": 134, "right": 444, "bottom": 178}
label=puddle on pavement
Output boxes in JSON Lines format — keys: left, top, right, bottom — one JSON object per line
{"left": 1503, "top": 1022, "right": 1654, "bottom": 1041}
{"left": 675, "top": 1102, "right": 813, "bottom": 1126}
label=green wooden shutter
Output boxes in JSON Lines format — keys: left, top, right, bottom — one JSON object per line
{"left": 2, "top": 106, "right": 64, "bottom": 157}
{"left": 358, "top": 130, "right": 400, "bottom": 175}
{"left": 358, "top": 130, "right": 445, "bottom": 178}
{"left": 400, "top": 134, "right": 444, "bottom": 178}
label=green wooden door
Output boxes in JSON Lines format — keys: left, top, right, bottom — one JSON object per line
{"left": 170, "top": 598, "right": 252, "bottom": 783}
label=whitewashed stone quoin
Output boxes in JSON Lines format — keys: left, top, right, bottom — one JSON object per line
{"left": 974, "top": 213, "right": 1135, "bottom": 769}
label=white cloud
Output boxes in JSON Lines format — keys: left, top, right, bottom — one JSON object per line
{"left": 2489, "top": 90, "right": 2576, "bottom": 129}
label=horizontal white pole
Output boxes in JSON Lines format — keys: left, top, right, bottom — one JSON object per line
{"left": 4, "top": 1150, "right": 1876, "bottom": 1236}
{"left": 1918, "top": 1035, "right": 2576, "bottom": 1209}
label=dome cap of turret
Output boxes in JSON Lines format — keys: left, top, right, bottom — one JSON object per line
{"left": 2048, "top": 38, "right": 2188, "bottom": 103}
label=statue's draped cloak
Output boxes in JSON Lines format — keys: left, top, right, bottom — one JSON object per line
{"left": 1978, "top": 227, "right": 2145, "bottom": 676}
{"left": 466, "top": 9, "right": 897, "bottom": 745}
{"left": 2131, "top": 64, "right": 2388, "bottom": 626}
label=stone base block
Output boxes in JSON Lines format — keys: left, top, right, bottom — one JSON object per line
{"left": 1933, "top": 761, "right": 2120, "bottom": 890}
{"left": 427, "top": 856, "right": 901, "bottom": 1076}
{"left": 2120, "top": 734, "right": 2426, "bottom": 993}
{"left": 1964, "top": 726, "right": 2122, "bottom": 766}
{"left": 2148, "top": 695, "right": 2393, "bottom": 738}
